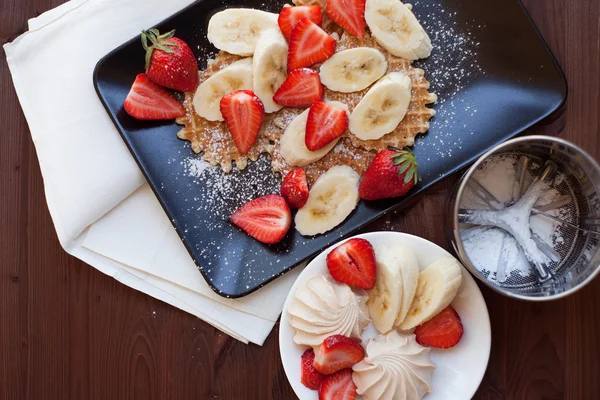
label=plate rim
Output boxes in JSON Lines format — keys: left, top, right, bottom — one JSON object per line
{"left": 279, "top": 231, "right": 492, "bottom": 400}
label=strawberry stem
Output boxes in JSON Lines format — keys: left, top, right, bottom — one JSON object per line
{"left": 388, "top": 147, "right": 422, "bottom": 186}
{"left": 141, "top": 29, "right": 177, "bottom": 71}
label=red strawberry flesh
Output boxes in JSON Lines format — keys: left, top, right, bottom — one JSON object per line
{"left": 142, "top": 29, "right": 199, "bottom": 92}
{"left": 325, "top": 0, "right": 366, "bottom": 39}
{"left": 220, "top": 90, "right": 265, "bottom": 154}
{"left": 318, "top": 369, "right": 356, "bottom": 400}
{"left": 301, "top": 348, "right": 325, "bottom": 390}
{"left": 281, "top": 168, "right": 310, "bottom": 209}
{"left": 273, "top": 68, "right": 323, "bottom": 108}
{"left": 123, "top": 73, "right": 185, "bottom": 120}
{"left": 314, "top": 335, "right": 365, "bottom": 375}
{"left": 278, "top": 5, "right": 323, "bottom": 41}
{"left": 288, "top": 18, "right": 336, "bottom": 70}
{"left": 415, "top": 306, "right": 464, "bottom": 349}
{"left": 230, "top": 194, "right": 291, "bottom": 244}
{"left": 327, "top": 238, "right": 376, "bottom": 290}
{"left": 305, "top": 102, "right": 348, "bottom": 151}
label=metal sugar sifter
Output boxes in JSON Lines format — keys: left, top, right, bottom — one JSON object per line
{"left": 447, "top": 136, "right": 600, "bottom": 300}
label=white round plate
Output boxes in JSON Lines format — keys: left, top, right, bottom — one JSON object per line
{"left": 280, "top": 231, "right": 491, "bottom": 400}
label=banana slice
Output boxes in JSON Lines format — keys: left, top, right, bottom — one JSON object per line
{"left": 207, "top": 9, "right": 279, "bottom": 56}
{"left": 279, "top": 101, "right": 348, "bottom": 167}
{"left": 399, "top": 257, "right": 463, "bottom": 330}
{"left": 253, "top": 28, "right": 288, "bottom": 113}
{"left": 319, "top": 48, "right": 388, "bottom": 93}
{"left": 193, "top": 58, "right": 253, "bottom": 122}
{"left": 348, "top": 72, "right": 412, "bottom": 141}
{"left": 393, "top": 246, "right": 420, "bottom": 326}
{"left": 365, "top": 0, "right": 432, "bottom": 60}
{"left": 295, "top": 165, "right": 360, "bottom": 236}
{"left": 367, "top": 245, "right": 404, "bottom": 334}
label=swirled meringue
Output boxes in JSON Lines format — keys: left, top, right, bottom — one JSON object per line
{"left": 352, "top": 331, "right": 436, "bottom": 400}
{"left": 288, "top": 274, "right": 370, "bottom": 347}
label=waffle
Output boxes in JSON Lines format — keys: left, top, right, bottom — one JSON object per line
{"left": 176, "top": 4, "right": 436, "bottom": 182}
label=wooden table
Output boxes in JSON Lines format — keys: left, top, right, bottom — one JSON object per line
{"left": 1, "top": 0, "right": 599, "bottom": 398}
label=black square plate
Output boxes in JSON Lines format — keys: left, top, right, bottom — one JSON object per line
{"left": 94, "top": 0, "right": 566, "bottom": 297}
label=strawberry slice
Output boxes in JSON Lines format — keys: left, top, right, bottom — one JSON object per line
{"left": 314, "top": 335, "right": 365, "bottom": 375}
{"left": 301, "top": 348, "right": 325, "bottom": 390}
{"left": 318, "top": 369, "right": 356, "bottom": 400}
{"left": 281, "top": 168, "right": 310, "bottom": 209}
{"left": 415, "top": 306, "right": 464, "bottom": 349}
{"left": 220, "top": 90, "right": 265, "bottom": 154}
{"left": 305, "top": 102, "right": 349, "bottom": 151}
{"left": 278, "top": 5, "right": 323, "bottom": 41}
{"left": 230, "top": 194, "right": 291, "bottom": 244}
{"left": 325, "top": 0, "right": 366, "bottom": 39}
{"left": 273, "top": 68, "right": 323, "bottom": 108}
{"left": 123, "top": 73, "right": 185, "bottom": 120}
{"left": 326, "top": 238, "right": 376, "bottom": 290}
{"left": 288, "top": 18, "right": 336, "bottom": 70}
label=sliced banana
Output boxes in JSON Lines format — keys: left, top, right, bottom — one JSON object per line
{"left": 253, "top": 28, "right": 288, "bottom": 113}
{"left": 319, "top": 47, "right": 388, "bottom": 93}
{"left": 365, "top": 0, "right": 432, "bottom": 60}
{"left": 348, "top": 72, "right": 412, "bottom": 141}
{"left": 399, "top": 257, "right": 463, "bottom": 330}
{"left": 193, "top": 58, "right": 253, "bottom": 122}
{"left": 393, "top": 246, "right": 420, "bottom": 326}
{"left": 367, "top": 245, "right": 404, "bottom": 334}
{"left": 279, "top": 101, "right": 349, "bottom": 167}
{"left": 207, "top": 9, "right": 279, "bottom": 56}
{"left": 295, "top": 165, "right": 360, "bottom": 236}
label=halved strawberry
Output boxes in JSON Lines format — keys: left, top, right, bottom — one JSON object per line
{"left": 123, "top": 73, "right": 185, "bottom": 120}
{"left": 325, "top": 0, "right": 366, "bottom": 39}
{"left": 273, "top": 68, "right": 323, "bottom": 108}
{"left": 281, "top": 168, "right": 309, "bottom": 209}
{"left": 301, "top": 348, "right": 325, "bottom": 390}
{"left": 278, "top": 5, "right": 323, "bottom": 41}
{"left": 314, "top": 335, "right": 365, "bottom": 375}
{"left": 327, "top": 238, "right": 376, "bottom": 290}
{"left": 318, "top": 369, "right": 356, "bottom": 400}
{"left": 288, "top": 18, "right": 336, "bottom": 70}
{"left": 220, "top": 90, "right": 265, "bottom": 154}
{"left": 415, "top": 306, "right": 464, "bottom": 349}
{"left": 305, "top": 102, "right": 348, "bottom": 151}
{"left": 230, "top": 194, "right": 291, "bottom": 244}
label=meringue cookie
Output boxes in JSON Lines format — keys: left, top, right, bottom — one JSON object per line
{"left": 352, "top": 331, "right": 436, "bottom": 400}
{"left": 288, "top": 274, "right": 370, "bottom": 348}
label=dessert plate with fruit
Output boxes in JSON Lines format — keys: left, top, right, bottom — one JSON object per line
{"left": 280, "top": 231, "right": 491, "bottom": 399}
{"left": 94, "top": 0, "right": 566, "bottom": 297}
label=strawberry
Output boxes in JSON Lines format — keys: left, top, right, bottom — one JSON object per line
{"left": 123, "top": 74, "right": 185, "bottom": 120}
{"left": 325, "top": 0, "right": 366, "bottom": 39}
{"left": 278, "top": 5, "right": 323, "bottom": 41}
{"left": 288, "top": 18, "right": 336, "bottom": 70}
{"left": 301, "top": 348, "right": 325, "bottom": 390}
{"left": 415, "top": 306, "right": 464, "bottom": 349}
{"left": 326, "top": 238, "right": 376, "bottom": 290}
{"left": 358, "top": 148, "right": 421, "bottom": 201}
{"left": 142, "top": 29, "right": 199, "bottom": 93}
{"left": 318, "top": 369, "right": 356, "bottom": 400}
{"left": 305, "top": 102, "right": 349, "bottom": 151}
{"left": 230, "top": 194, "right": 291, "bottom": 244}
{"left": 273, "top": 68, "right": 323, "bottom": 108}
{"left": 281, "top": 168, "right": 310, "bottom": 209}
{"left": 220, "top": 90, "right": 265, "bottom": 154}
{"left": 314, "top": 335, "right": 365, "bottom": 375}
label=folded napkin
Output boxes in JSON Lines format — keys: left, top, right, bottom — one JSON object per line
{"left": 4, "top": 0, "right": 302, "bottom": 345}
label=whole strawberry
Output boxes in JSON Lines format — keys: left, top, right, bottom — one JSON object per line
{"left": 359, "top": 148, "right": 421, "bottom": 200}
{"left": 142, "top": 29, "right": 199, "bottom": 92}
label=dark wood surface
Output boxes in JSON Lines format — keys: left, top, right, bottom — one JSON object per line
{"left": 1, "top": 0, "right": 599, "bottom": 398}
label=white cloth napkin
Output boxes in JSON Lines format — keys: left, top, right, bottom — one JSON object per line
{"left": 4, "top": 0, "right": 302, "bottom": 345}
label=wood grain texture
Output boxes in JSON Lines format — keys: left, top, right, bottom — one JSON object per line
{"left": 0, "top": 0, "right": 599, "bottom": 399}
